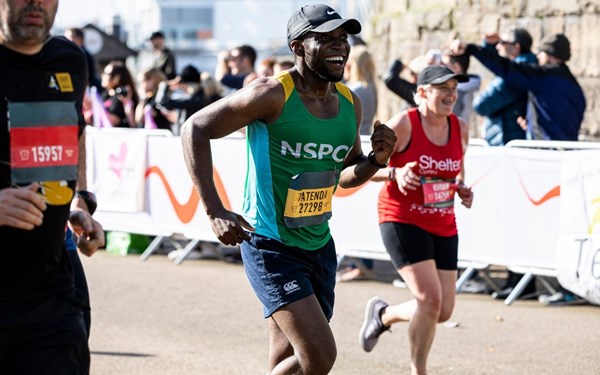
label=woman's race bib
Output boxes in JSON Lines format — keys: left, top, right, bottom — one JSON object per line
{"left": 421, "top": 177, "right": 457, "bottom": 208}
{"left": 283, "top": 170, "right": 338, "bottom": 228}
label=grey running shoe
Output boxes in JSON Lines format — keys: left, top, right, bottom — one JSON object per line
{"left": 359, "top": 296, "right": 390, "bottom": 352}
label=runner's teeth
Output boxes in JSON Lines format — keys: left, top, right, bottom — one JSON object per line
{"left": 325, "top": 56, "right": 344, "bottom": 62}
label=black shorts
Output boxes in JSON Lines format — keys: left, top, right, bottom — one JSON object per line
{"left": 0, "top": 291, "right": 90, "bottom": 374}
{"left": 379, "top": 222, "right": 458, "bottom": 270}
{"left": 68, "top": 250, "right": 91, "bottom": 337}
{"left": 240, "top": 233, "right": 337, "bottom": 320}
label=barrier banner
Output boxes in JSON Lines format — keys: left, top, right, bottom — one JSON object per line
{"left": 454, "top": 146, "right": 506, "bottom": 265}
{"left": 92, "top": 129, "right": 147, "bottom": 212}
{"left": 145, "top": 135, "right": 248, "bottom": 241}
{"left": 501, "top": 147, "right": 564, "bottom": 269}
{"left": 556, "top": 151, "right": 600, "bottom": 305}
{"left": 88, "top": 128, "right": 600, "bottom": 287}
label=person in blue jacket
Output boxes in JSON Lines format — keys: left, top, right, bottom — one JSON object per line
{"left": 473, "top": 28, "right": 538, "bottom": 146}
{"left": 470, "top": 28, "right": 540, "bottom": 300}
{"left": 452, "top": 33, "right": 586, "bottom": 141}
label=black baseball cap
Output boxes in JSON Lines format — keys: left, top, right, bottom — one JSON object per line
{"left": 179, "top": 65, "right": 200, "bottom": 83}
{"left": 287, "top": 4, "right": 361, "bottom": 48}
{"left": 149, "top": 31, "right": 165, "bottom": 40}
{"left": 417, "top": 65, "right": 469, "bottom": 86}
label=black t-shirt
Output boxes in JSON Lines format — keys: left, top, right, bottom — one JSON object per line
{"left": 160, "top": 88, "right": 209, "bottom": 122}
{"left": 156, "top": 48, "right": 176, "bottom": 80}
{"left": 102, "top": 91, "right": 131, "bottom": 127}
{"left": 145, "top": 95, "right": 172, "bottom": 131}
{"left": 0, "top": 37, "right": 87, "bottom": 301}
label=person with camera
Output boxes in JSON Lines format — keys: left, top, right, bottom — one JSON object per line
{"left": 100, "top": 60, "right": 139, "bottom": 128}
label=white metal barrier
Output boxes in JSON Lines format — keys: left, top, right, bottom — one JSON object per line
{"left": 87, "top": 129, "right": 600, "bottom": 305}
{"left": 499, "top": 140, "right": 600, "bottom": 304}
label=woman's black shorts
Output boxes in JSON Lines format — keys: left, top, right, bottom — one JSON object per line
{"left": 379, "top": 222, "right": 458, "bottom": 270}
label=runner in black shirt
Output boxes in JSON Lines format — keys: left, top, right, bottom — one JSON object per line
{"left": 0, "top": 1, "right": 103, "bottom": 373}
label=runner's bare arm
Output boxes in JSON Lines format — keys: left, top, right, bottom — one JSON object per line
{"left": 69, "top": 132, "right": 105, "bottom": 256}
{"left": 180, "top": 79, "right": 284, "bottom": 245}
{"left": 369, "top": 111, "right": 412, "bottom": 182}
{"left": 70, "top": 132, "right": 92, "bottom": 214}
{"left": 339, "top": 91, "right": 396, "bottom": 188}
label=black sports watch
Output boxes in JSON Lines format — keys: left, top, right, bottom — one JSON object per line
{"left": 75, "top": 190, "right": 97, "bottom": 215}
{"left": 367, "top": 150, "right": 389, "bottom": 168}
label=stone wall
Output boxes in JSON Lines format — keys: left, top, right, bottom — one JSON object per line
{"left": 367, "top": 0, "right": 600, "bottom": 140}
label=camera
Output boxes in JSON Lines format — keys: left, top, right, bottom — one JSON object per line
{"left": 115, "top": 86, "right": 129, "bottom": 95}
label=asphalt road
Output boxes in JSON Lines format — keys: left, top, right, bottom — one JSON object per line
{"left": 82, "top": 250, "right": 600, "bottom": 375}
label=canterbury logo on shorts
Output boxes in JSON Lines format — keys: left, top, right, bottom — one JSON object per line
{"left": 283, "top": 280, "right": 300, "bottom": 294}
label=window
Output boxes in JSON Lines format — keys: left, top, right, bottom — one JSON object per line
{"left": 162, "top": 7, "right": 213, "bottom": 33}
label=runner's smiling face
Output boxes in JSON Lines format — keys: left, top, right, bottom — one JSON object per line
{"left": 302, "top": 28, "right": 350, "bottom": 82}
{"left": 424, "top": 79, "right": 459, "bottom": 116}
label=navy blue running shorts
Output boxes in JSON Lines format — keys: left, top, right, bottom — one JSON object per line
{"left": 241, "top": 233, "right": 337, "bottom": 320}
{"left": 379, "top": 222, "right": 458, "bottom": 270}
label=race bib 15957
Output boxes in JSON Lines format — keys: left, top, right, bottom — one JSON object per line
{"left": 8, "top": 101, "right": 79, "bottom": 184}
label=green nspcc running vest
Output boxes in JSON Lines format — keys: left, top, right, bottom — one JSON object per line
{"left": 243, "top": 70, "right": 357, "bottom": 250}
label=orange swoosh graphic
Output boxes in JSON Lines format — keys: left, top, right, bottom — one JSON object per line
{"left": 514, "top": 169, "right": 560, "bottom": 206}
{"left": 145, "top": 166, "right": 231, "bottom": 223}
{"left": 467, "top": 164, "right": 497, "bottom": 188}
{"left": 511, "top": 159, "right": 562, "bottom": 206}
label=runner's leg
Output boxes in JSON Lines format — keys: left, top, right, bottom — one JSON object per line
{"left": 267, "top": 319, "right": 293, "bottom": 370}
{"left": 397, "top": 260, "right": 442, "bottom": 375}
{"left": 268, "top": 295, "right": 336, "bottom": 375}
